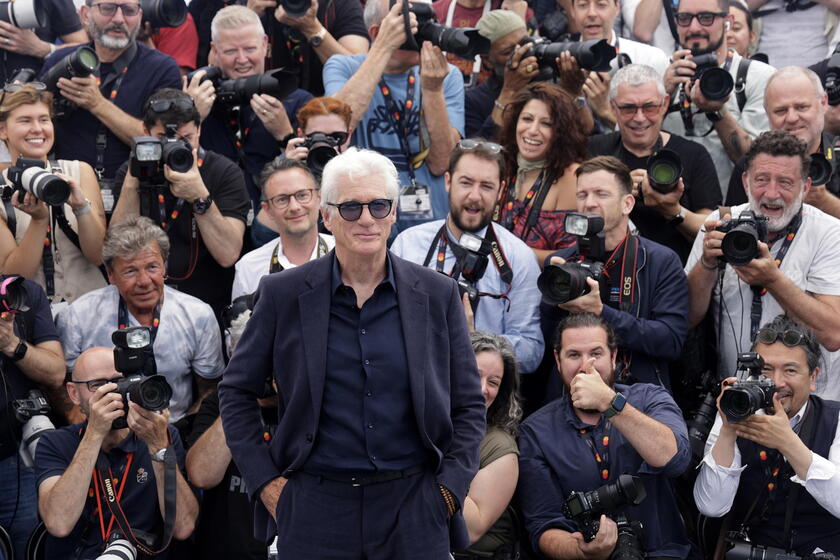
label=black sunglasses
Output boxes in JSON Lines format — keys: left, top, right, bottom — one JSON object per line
{"left": 327, "top": 199, "right": 393, "bottom": 221}
{"left": 755, "top": 327, "right": 807, "bottom": 347}
{"left": 149, "top": 98, "right": 195, "bottom": 113}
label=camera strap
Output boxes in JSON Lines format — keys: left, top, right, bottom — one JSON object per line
{"left": 497, "top": 169, "right": 555, "bottom": 244}
{"left": 93, "top": 443, "right": 177, "bottom": 556}
{"left": 92, "top": 42, "right": 138, "bottom": 181}
{"left": 118, "top": 297, "right": 161, "bottom": 343}
{"left": 1, "top": 185, "right": 15, "bottom": 238}
{"left": 444, "top": 0, "right": 491, "bottom": 82}
{"left": 269, "top": 234, "right": 330, "bottom": 273}
{"left": 577, "top": 421, "right": 613, "bottom": 482}
{"left": 377, "top": 71, "right": 430, "bottom": 185}
{"left": 602, "top": 231, "right": 639, "bottom": 314}
{"left": 91, "top": 451, "right": 134, "bottom": 543}
{"left": 748, "top": 210, "right": 802, "bottom": 340}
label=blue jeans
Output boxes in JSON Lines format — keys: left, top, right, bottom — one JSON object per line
{"left": 0, "top": 455, "right": 38, "bottom": 560}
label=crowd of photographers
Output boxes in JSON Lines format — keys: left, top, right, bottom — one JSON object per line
{"left": 0, "top": 0, "right": 837, "bottom": 557}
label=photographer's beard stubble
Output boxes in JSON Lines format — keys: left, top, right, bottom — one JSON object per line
{"left": 88, "top": 17, "right": 140, "bottom": 51}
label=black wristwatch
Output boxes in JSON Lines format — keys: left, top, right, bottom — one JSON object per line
{"left": 192, "top": 196, "right": 213, "bottom": 215}
{"left": 706, "top": 110, "right": 724, "bottom": 123}
{"left": 9, "top": 338, "right": 27, "bottom": 362}
{"left": 668, "top": 206, "right": 685, "bottom": 226}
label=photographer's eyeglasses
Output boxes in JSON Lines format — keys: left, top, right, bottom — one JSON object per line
{"left": 327, "top": 199, "right": 393, "bottom": 221}
{"left": 70, "top": 376, "right": 122, "bottom": 391}
{"left": 149, "top": 98, "right": 196, "bottom": 113}
{"left": 91, "top": 2, "right": 141, "bottom": 17}
{"left": 674, "top": 11, "right": 728, "bottom": 26}
{"left": 267, "top": 188, "right": 315, "bottom": 209}
{"left": 458, "top": 139, "right": 503, "bottom": 154}
{"left": 3, "top": 82, "right": 46, "bottom": 93}
{"left": 755, "top": 327, "right": 807, "bottom": 347}
{"left": 612, "top": 101, "right": 664, "bottom": 118}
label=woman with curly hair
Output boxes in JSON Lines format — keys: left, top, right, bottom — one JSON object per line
{"left": 497, "top": 81, "right": 588, "bottom": 265}
{"left": 454, "top": 331, "right": 523, "bottom": 559}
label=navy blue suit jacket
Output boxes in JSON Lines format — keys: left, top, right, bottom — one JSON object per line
{"left": 218, "top": 251, "right": 486, "bottom": 544}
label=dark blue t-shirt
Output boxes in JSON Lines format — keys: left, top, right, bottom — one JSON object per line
{"left": 39, "top": 42, "right": 182, "bottom": 180}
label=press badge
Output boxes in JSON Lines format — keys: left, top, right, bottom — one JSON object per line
{"left": 398, "top": 183, "right": 432, "bottom": 215}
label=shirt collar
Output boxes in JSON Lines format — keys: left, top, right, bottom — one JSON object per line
{"left": 445, "top": 221, "right": 490, "bottom": 246}
{"left": 790, "top": 399, "right": 808, "bottom": 431}
{"left": 330, "top": 252, "right": 397, "bottom": 294}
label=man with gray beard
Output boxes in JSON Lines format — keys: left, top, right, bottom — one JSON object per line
{"left": 685, "top": 130, "right": 840, "bottom": 401}
{"left": 37, "top": 0, "right": 181, "bottom": 203}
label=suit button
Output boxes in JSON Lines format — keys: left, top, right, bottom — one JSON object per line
{"left": 305, "top": 433, "right": 313, "bottom": 443}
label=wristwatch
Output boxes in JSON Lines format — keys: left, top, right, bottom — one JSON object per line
{"left": 192, "top": 196, "right": 213, "bottom": 215}
{"left": 308, "top": 27, "right": 327, "bottom": 48}
{"left": 151, "top": 447, "right": 168, "bottom": 463}
{"left": 9, "top": 338, "right": 27, "bottom": 362}
{"left": 668, "top": 206, "right": 685, "bottom": 226}
{"left": 706, "top": 109, "right": 724, "bottom": 123}
{"left": 603, "top": 392, "right": 627, "bottom": 419}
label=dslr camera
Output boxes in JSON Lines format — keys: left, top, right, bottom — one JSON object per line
{"left": 395, "top": 1, "right": 489, "bottom": 60}
{"left": 719, "top": 352, "right": 776, "bottom": 423}
{"left": 519, "top": 36, "right": 616, "bottom": 81}
{"left": 563, "top": 474, "right": 647, "bottom": 542}
{"left": 689, "top": 52, "right": 734, "bottom": 102}
{"left": 6, "top": 156, "right": 70, "bottom": 206}
{"left": 0, "top": 0, "right": 44, "bottom": 29}
{"left": 0, "top": 275, "right": 30, "bottom": 314}
{"left": 130, "top": 124, "right": 194, "bottom": 184}
{"left": 613, "top": 514, "right": 646, "bottom": 560}
{"left": 12, "top": 389, "right": 54, "bottom": 468}
{"left": 186, "top": 65, "right": 298, "bottom": 108}
{"left": 725, "top": 531, "right": 836, "bottom": 560}
{"left": 109, "top": 327, "right": 172, "bottom": 430}
{"left": 453, "top": 231, "right": 491, "bottom": 302}
{"left": 97, "top": 531, "right": 137, "bottom": 560}
{"left": 715, "top": 210, "right": 768, "bottom": 266}
{"left": 301, "top": 132, "right": 347, "bottom": 175}
{"left": 537, "top": 213, "right": 606, "bottom": 305}
{"left": 140, "top": 0, "right": 187, "bottom": 29}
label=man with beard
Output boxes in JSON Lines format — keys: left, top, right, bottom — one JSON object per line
{"left": 662, "top": 0, "right": 775, "bottom": 194}
{"left": 391, "top": 139, "right": 544, "bottom": 374}
{"left": 540, "top": 156, "right": 688, "bottom": 390}
{"left": 686, "top": 130, "right": 840, "bottom": 401}
{"left": 38, "top": 0, "right": 181, "bottom": 204}
{"left": 518, "top": 312, "right": 691, "bottom": 559}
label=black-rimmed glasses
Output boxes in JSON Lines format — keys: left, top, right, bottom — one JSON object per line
{"left": 91, "top": 2, "right": 141, "bottom": 16}
{"left": 755, "top": 327, "right": 807, "bottom": 347}
{"left": 267, "top": 188, "right": 315, "bottom": 209}
{"left": 674, "top": 11, "right": 728, "bottom": 26}
{"left": 327, "top": 199, "right": 393, "bottom": 221}
{"left": 70, "top": 376, "right": 122, "bottom": 391}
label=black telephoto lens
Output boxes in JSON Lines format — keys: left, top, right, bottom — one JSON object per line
{"left": 186, "top": 65, "right": 223, "bottom": 85}
{"left": 141, "top": 0, "right": 187, "bottom": 28}
{"left": 42, "top": 46, "right": 100, "bottom": 92}
{"left": 809, "top": 153, "right": 833, "bottom": 187}
{"left": 161, "top": 140, "right": 193, "bottom": 173}
{"left": 215, "top": 68, "right": 298, "bottom": 107}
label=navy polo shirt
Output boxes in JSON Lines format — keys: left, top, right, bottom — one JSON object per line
{"left": 304, "top": 254, "right": 427, "bottom": 474}
{"left": 39, "top": 43, "right": 182, "bottom": 180}
{"left": 35, "top": 422, "right": 187, "bottom": 560}
{"left": 198, "top": 88, "right": 313, "bottom": 210}
{"left": 518, "top": 383, "right": 692, "bottom": 558}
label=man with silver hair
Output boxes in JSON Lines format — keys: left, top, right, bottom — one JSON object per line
{"left": 37, "top": 0, "right": 181, "bottom": 191}
{"left": 589, "top": 63, "right": 722, "bottom": 263}
{"left": 219, "top": 147, "right": 485, "bottom": 559}
{"left": 56, "top": 215, "right": 224, "bottom": 425}
{"left": 687, "top": 130, "right": 840, "bottom": 401}
{"left": 726, "top": 66, "right": 840, "bottom": 219}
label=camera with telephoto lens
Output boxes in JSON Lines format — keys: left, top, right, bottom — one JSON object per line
{"left": 42, "top": 46, "right": 100, "bottom": 92}
{"left": 0, "top": 0, "right": 45, "bottom": 29}
{"left": 809, "top": 152, "right": 834, "bottom": 191}
{"left": 719, "top": 352, "right": 776, "bottom": 424}
{"left": 12, "top": 389, "right": 54, "bottom": 468}
{"left": 301, "top": 132, "right": 347, "bottom": 175}
{"left": 141, "top": 0, "right": 187, "bottom": 29}
{"left": 454, "top": 231, "right": 490, "bottom": 303}
{"left": 612, "top": 514, "right": 646, "bottom": 560}
{"left": 110, "top": 327, "right": 171, "bottom": 430}
{"left": 97, "top": 532, "right": 137, "bottom": 560}
{"left": 725, "top": 532, "right": 836, "bottom": 560}
{"left": 130, "top": 124, "right": 193, "bottom": 183}
{"left": 646, "top": 149, "right": 682, "bottom": 194}
{"left": 686, "top": 372, "right": 719, "bottom": 469}
{"left": 186, "top": 65, "right": 299, "bottom": 108}
{"left": 563, "top": 474, "right": 647, "bottom": 542}
{"left": 690, "top": 52, "right": 734, "bottom": 102}
{"left": 0, "top": 275, "right": 29, "bottom": 314}
{"left": 715, "top": 210, "right": 769, "bottom": 266}
{"left": 278, "top": 0, "right": 309, "bottom": 17}
{"left": 537, "top": 213, "right": 607, "bottom": 305}
{"left": 394, "top": 1, "right": 489, "bottom": 60}
{"left": 6, "top": 156, "right": 70, "bottom": 206}
{"left": 519, "top": 36, "right": 616, "bottom": 82}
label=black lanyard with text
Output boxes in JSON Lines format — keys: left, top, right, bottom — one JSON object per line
{"left": 600, "top": 232, "right": 639, "bottom": 314}
{"left": 748, "top": 210, "right": 802, "bottom": 340}
{"left": 378, "top": 72, "right": 421, "bottom": 184}
{"left": 269, "top": 235, "right": 329, "bottom": 273}
{"left": 577, "top": 421, "right": 613, "bottom": 482}
{"left": 678, "top": 48, "right": 734, "bottom": 137}
{"left": 93, "top": 42, "right": 137, "bottom": 180}
{"left": 117, "top": 297, "right": 161, "bottom": 342}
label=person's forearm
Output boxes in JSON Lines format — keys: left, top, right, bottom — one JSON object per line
{"left": 674, "top": 208, "right": 712, "bottom": 242}
{"left": 332, "top": 43, "right": 394, "bottom": 130}
{"left": 491, "top": 88, "right": 519, "bottom": 128}
{"left": 714, "top": 111, "right": 753, "bottom": 163}
{"left": 711, "top": 426, "right": 737, "bottom": 468}
{"left": 2, "top": 217, "right": 49, "bottom": 278}
{"left": 195, "top": 207, "right": 245, "bottom": 268}
{"left": 539, "top": 529, "right": 587, "bottom": 560}
{"left": 807, "top": 190, "right": 840, "bottom": 219}
{"left": 186, "top": 418, "right": 232, "bottom": 489}
{"left": 632, "top": 0, "right": 663, "bottom": 43}
{"left": 778, "top": 435, "right": 814, "bottom": 480}
{"left": 151, "top": 461, "right": 198, "bottom": 540}
{"left": 88, "top": 101, "right": 145, "bottom": 146}
{"left": 40, "top": 433, "right": 103, "bottom": 537}
{"left": 531, "top": 248, "right": 554, "bottom": 268}
{"left": 110, "top": 182, "right": 140, "bottom": 224}
{"left": 309, "top": 30, "right": 368, "bottom": 63}
{"left": 14, "top": 342, "right": 66, "bottom": 389}
{"left": 75, "top": 210, "right": 106, "bottom": 267}
{"left": 765, "top": 276, "right": 840, "bottom": 351}
{"left": 422, "top": 86, "right": 459, "bottom": 176}
{"left": 609, "top": 404, "right": 678, "bottom": 467}
{"left": 687, "top": 263, "right": 717, "bottom": 327}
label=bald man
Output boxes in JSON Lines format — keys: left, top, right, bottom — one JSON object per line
{"left": 34, "top": 347, "right": 198, "bottom": 558}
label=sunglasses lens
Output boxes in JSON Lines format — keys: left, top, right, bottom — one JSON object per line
{"left": 369, "top": 200, "right": 391, "bottom": 218}
{"left": 339, "top": 202, "right": 363, "bottom": 221}
{"left": 782, "top": 330, "right": 803, "bottom": 346}
{"left": 756, "top": 329, "right": 776, "bottom": 344}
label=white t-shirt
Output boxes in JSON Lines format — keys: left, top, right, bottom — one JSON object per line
{"left": 619, "top": 0, "right": 678, "bottom": 55}
{"left": 685, "top": 203, "right": 840, "bottom": 400}
{"left": 612, "top": 33, "right": 671, "bottom": 78}
{"left": 758, "top": 0, "right": 829, "bottom": 68}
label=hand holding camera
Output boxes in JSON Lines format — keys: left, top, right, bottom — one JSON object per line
{"left": 730, "top": 240, "right": 779, "bottom": 287}
{"left": 630, "top": 168, "right": 685, "bottom": 218}
{"left": 0, "top": 310, "right": 18, "bottom": 354}
{"left": 0, "top": 20, "right": 49, "bottom": 57}
{"left": 571, "top": 515, "right": 618, "bottom": 560}
{"left": 163, "top": 147, "right": 207, "bottom": 202}
{"left": 182, "top": 69, "right": 216, "bottom": 121}
{"left": 10, "top": 189, "right": 48, "bottom": 220}
{"left": 501, "top": 43, "right": 536, "bottom": 95}
{"left": 664, "top": 49, "right": 696, "bottom": 96}
{"left": 87, "top": 383, "right": 126, "bottom": 439}
{"left": 420, "top": 40, "right": 448, "bottom": 92}
{"left": 376, "top": 1, "right": 417, "bottom": 54}
{"left": 274, "top": 0, "right": 320, "bottom": 36}
{"left": 127, "top": 401, "right": 170, "bottom": 455}
{"left": 557, "top": 50, "right": 587, "bottom": 95}
{"left": 250, "top": 93, "right": 293, "bottom": 141}
{"left": 57, "top": 74, "right": 105, "bottom": 112}
{"left": 247, "top": 0, "right": 277, "bottom": 17}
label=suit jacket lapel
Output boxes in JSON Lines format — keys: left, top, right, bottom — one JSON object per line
{"left": 299, "top": 257, "right": 332, "bottom": 418}
{"left": 394, "top": 255, "right": 429, "bottom": 426}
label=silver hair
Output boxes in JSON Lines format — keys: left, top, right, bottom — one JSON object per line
{"left": 211, "top": 5, "right": 265, "bottom": 43}
{"left": 319, "top": 147, "right": 400, "bottom": 211}
{"left": 765, "top": 66, "right": 825, "bottom": 106}
{"left": 103, "top": 216, "right": 170, "bottom": 270}
{"left": 471, "top": 331, "right": 522, "bottom": 436}
{"left": 363, "top": 0, "right": 388, "bottom": 30}
{"left": 608, "top": 63, "right": 667, "bottom": 101}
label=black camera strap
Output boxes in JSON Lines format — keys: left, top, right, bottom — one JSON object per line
{"left": 93, "top": 444, "right": 177, "bottom": 556}
{"left": 118, "top": 297, "right": 162, "bottom": 342}
{"left": 602, "top": 231, "right": 640, "bottom": 314}
{"left": 269, "top": 234, "right": 329, "bottom": 273}
{"left": 678, "top": 48, "right": 735, "bottom": 137}
{"left": 748, "top": 210, "right": 802, "bottom": 341}
{"left": 497, "top": 169, "right": 556, "bottom": 244}
{"left": 377, "top": 72, "right": 430, "bottom": 185}
{"left": 92, "top": 42, "right": 138, "bottom": 181}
